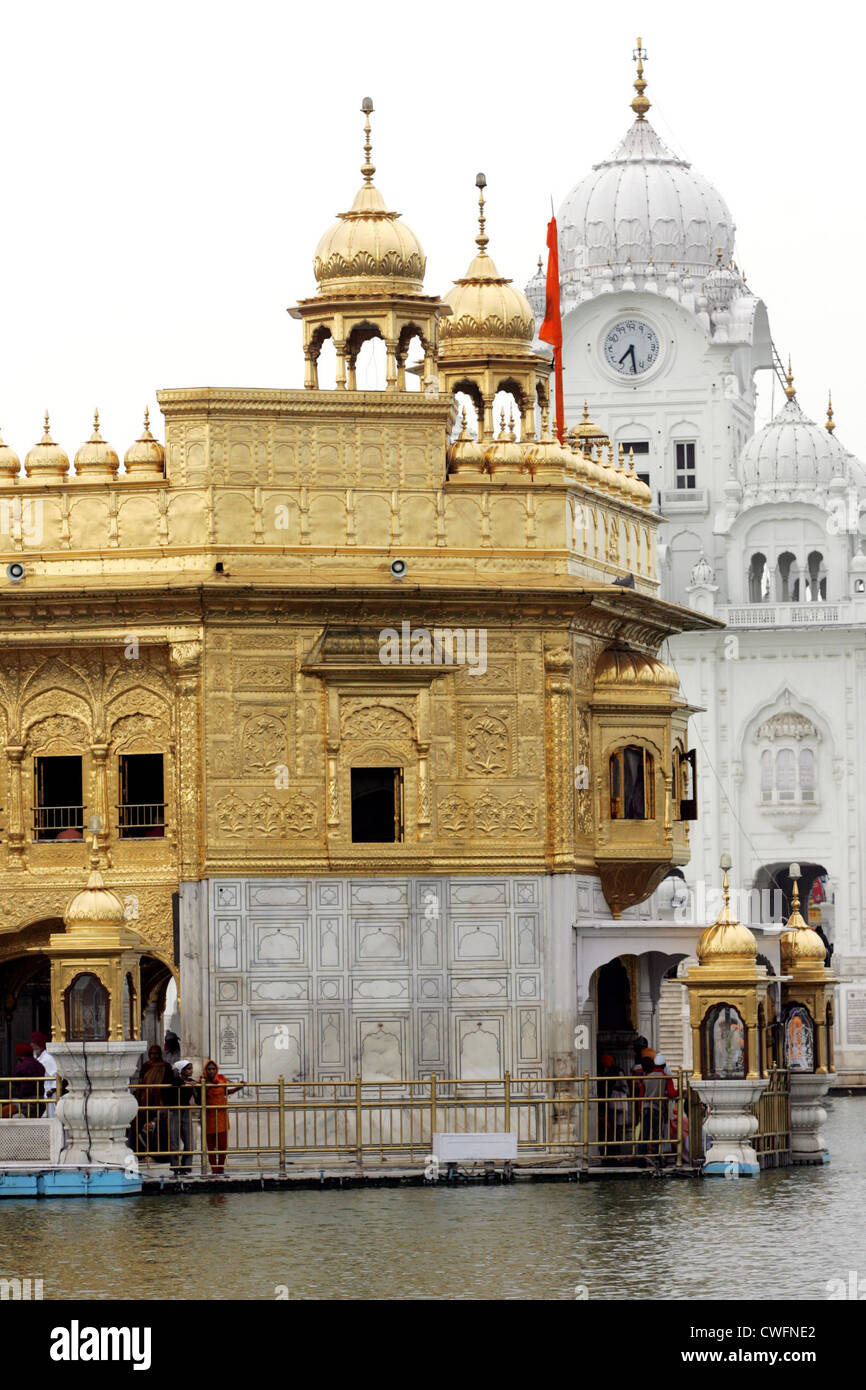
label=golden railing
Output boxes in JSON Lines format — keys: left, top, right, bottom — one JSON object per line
{"left": 0, "top": 1070, "right": 792, "bottom": 1172}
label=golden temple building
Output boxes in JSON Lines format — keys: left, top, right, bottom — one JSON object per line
{"left": 0, "top": 100, "right": 718, "bottom": 1083}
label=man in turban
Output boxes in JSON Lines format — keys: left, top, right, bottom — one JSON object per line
{"left": 12, "top": 1042, "right": 46, "bottom": 1117}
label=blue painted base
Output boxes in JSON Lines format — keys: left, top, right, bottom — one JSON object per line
{"left": 0, "top": 1169, "right": 141, "bottom": 1198}
{"left": 703, "top": 1161, "right": 760, "bottom": 1176}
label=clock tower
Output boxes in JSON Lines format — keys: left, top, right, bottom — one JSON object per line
{"left": 550, "top": 39, "right": 773, "bottom": 602}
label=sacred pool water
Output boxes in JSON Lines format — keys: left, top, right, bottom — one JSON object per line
{"left": 2, "top": 1098, "right": 863, "bottom": 1301}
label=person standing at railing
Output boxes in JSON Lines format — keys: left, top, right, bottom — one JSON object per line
{"left": 31, "top": 1032, "right": 58, "bottom": 1117}
{"left": 171, "top": 1061, "right": 197, "bottom": 1174}
{"left": 133, "top": 1044, "right": 175, "bottom": 1160}
{"left": 639, "top": 1054, "right": 676, "bottom": 1163}
{"left": 201, "top": 1059, "right": 245, "bottom": 1175}
{"left": 12, "top": 1042, "right": 45, "bottom": 1117}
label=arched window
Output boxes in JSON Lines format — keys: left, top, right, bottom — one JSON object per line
{"left": 805, "top": 550, "right": 827, "bottom": 601}
{"left": 784, "top": 1004, "right": 815, "bottom": 1072}
{"left": 702, "top": 1002, "right": 746, "bottom": 1079}
{"left": 776, "top": 551, "right": 798, "bottom": 602}
{"left": 609, "top": 746, "right": 655, "bottom": 820}
{"left": 65, "top": 972, "right": 109, "bottom": 1042}
{"left": 748, "top": 552, "right": 770, "bottom": 602}
{"left": 775, "top": 748, "right": 796, "bottom": 801}
{"left": 799, "top": 748, "right": 816, "bottom": 802}
{"left": 760, "top": 749, "right": 773, "bottom": 802}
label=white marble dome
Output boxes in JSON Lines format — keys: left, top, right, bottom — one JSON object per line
{"left": 739, "top": 396, "right": 848, "bottom": 492}
{"left": 558, "top": 119, "right": 734, "bottom": 279}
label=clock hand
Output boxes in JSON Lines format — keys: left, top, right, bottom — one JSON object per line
{"left": 618, "top": 344, "right": 637, "bottom": 373}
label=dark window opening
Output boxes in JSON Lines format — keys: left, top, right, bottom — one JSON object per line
{"left": 674, "top": 441, "right": 697, "bottom": 489}
{"left": 609, "top": 746, "right": 655, "bottom": 820}
{"left": 65, "top": 972, "right": 109, "bottom": 1041}
{"left": 351, "top": 767, "right": 403, "bottom": 843}
{"left": 622, "top": 439, "right": 650, "bottom": 488}
{"left": 33, "top": 755, "right": 84, "bottom": 841}
{"left": 677, "top": 747, "right": 698, "bottom": 820}
{"left": 118, "top": 754, "right": 165, "bottom": 838}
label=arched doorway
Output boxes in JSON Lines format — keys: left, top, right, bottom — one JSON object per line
{"left": 753, "top": 862, "right": 833, "bottom": 962}
{"left": 0, "top": 920, "right": 61, "bottom": 1075}
{"left": 139, "top": 955, "right": 177, "bottom": 1047}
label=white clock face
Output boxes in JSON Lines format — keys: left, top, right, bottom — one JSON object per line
{"left": 603, "top": 319, "right": 660, "bottom": 376}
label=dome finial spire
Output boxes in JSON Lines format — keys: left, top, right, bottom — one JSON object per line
{"left": 631, "top": 36, "right": 650, "bottom": 121}
{"left": 475, "top": 172, "right": 488, "bottom": 254}
{"left": 785, "top": 356, "right": 796, "bottom": 402}
{"left": 826, "top": 390, "right": 835, "bottom": 433}
{"left": 360, "top": 96, "right": 375, "bottom": 186}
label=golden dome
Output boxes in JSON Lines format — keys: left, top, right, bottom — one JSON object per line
{"left": 65, "top": 865, "right": 126, "bottom": 931}
{"left": 74, "top": 410, "right": 120, "bottom": 481}
{"left": 594, "top": 647, "right": 679, "bottom": 689}
{"left": 447, "top": 410, "right": 483, "bottom": 471}
{"left": 0, "top": 429, "right": 20, "bottom": 481}
{"left": 25, "top": 412, "right": 69, "bottom": 481}
{"left": 313, "top": 99, "right": 426, "bottom": 297}
{"left": 696, "top": 870, "right": 758, "bottom": 964}
{"left": 124, "top": 407, "right": 166, "bottom": 478}
{"left": 439, "top": 175, "right": 535, "bottom": 357}
{"left": 573, "top": 401, "right": 608, "bottom": 448}
{"left": 780, "top": 875, "right": 828, "bottom": 973}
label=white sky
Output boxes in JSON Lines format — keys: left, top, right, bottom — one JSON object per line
{"left": 1, "top": 0, "right": 863, "bottom": 462}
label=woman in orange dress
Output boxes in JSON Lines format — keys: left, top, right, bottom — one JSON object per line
{"left": 201, "top": 1059, "right": 244, "bottom": 1175}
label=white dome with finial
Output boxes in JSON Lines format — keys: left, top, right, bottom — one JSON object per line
{"left": 558, "top": 40, "right": 734, "bottom": 284}
{"left": 739, "top": 363, "right": 849, "bottom": 494}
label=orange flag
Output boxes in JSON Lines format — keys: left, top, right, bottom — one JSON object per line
{"left": 538, "top": 215, "right": 564, "bottom": 442}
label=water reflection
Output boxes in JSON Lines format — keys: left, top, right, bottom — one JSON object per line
{"left": 1, "top": 1099, "right": 862, "bottom": 1300}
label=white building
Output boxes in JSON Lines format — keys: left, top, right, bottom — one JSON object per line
{"left": 533, "top": 42, "right": 866, "bottom": 1077}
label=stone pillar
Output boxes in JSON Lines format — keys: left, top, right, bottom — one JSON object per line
{"left": 385, "top": 339, "right": 398, "bottom": 392}
{"left": 5, "top": 743, "right": 26, "bottom": 869}
{"left": 334, "top": 339, "right": 347, "bottom": 390}
{"left": 689, "top": 1077, "right": 768, "bottom": 1175}
{"left": 544, "top": 645, "right": 575, "bottom": 870}
{"left": 303, "top": 350, "right": 318, "bottom": 389}
{"left": 169, "top": 641, "right": 203, "bottom": 882}
{"left": 52, "top": 1040, "right": 143, "bottom": 1194}
{"left": 789, "top": 1072, "right": 831, "bottom": 1164}
{"left": 178, "top": 879, "right": 209, "bottom": 1062}
{"left": 90, "top": 742, "right": 110, "bottom": 850}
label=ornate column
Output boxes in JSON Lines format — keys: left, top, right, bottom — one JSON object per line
{"left": 303, "top": 349, "right": 319, "bottom": 389}
{"left": 169, "top": 640, "right": 203, "bottom": 881}
{"left": 385, "top": 338, "right": 398, "bottom": 391}
{"left": 334, "top": 339, "right": 347, "bottom": 390}
{"left": 90, "top": 741, "right": 111, "bottom": 851}
{"left": 544, "top": 644, "right": 575, "bottom": 870}
{"left": 5, "top": 743, "right": 27, "bottom": 869}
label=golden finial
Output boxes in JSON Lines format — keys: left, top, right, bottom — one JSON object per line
{"left": 92, "top": 408, "right": 102, "bottom": 438}
{"left": 716, "top": 247, "right": 723, "bottom": 264}
{"left": 360, "top": 96, "right": 375, "bottom": 186}
{"left": 41, "top": 410, "right": 53, "bottom": 442}
{"left": 631, "top": 36, "right": 650, "bottom": 120}
{"left": 784, "top": 356, "right": 796, "bottom": 402}
{"left": 618, "top": 442, "right": 625, "bottom": 467}
{"left": 582, "top": 400, "right": 590, "bottom": 424}
{"left": 537, "top": 254, "right": 543, "bottom": 272}
{"left": 475, "top": 172, "right": 488, "bottom": 253}
{"left": 826, "top": 391, "right": 835, "bottom": 433}
{"left": 497, "top": 405, "right": 507, "bottom": 439}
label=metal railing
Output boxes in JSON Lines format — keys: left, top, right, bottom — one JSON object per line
{"left": 116, "top": 802, "right": 166, "bottom": 838}
{"left": 32, "top": 806, "right": 85, "bottom": 840}
{"left": 127, "top": 1072, "right": 700, "bottom": 1173}
{"left": 0, "top": 1070, "right": 792, "bottom": 1172}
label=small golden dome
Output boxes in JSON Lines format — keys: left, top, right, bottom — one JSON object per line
{"left": 74, "top": 410, "right": 120, "bottom": 481}
{"left": 25, "top": 412, "right": 69, "bottom": 481}
{"left": 696, "top": 870, "right": 758, "bottom": 963}
{"left": 574, "top": 401, "right": 608, "bottom": 448}
{"left": 65, "top": 865, "right": 126, "bottom": 931}
{"left": 313, "top": 99, "right": 426, "bottom": 296}
{"left": 439, "top": 175, "right": 535, "bottom": 356}
{"left": 780, "top": 874, "right": 828, "bottom": 973}
{"left": 595, "top": 647, "right": 679, "bottom": 690}
{"left": 0, "top": 428, "right": 20, "bottom": 480}
{"left": 446, "top": 410, "right": 483, "bottom": 471}
{"left": 124, "top": 407, "right": 166, "bottom": 478}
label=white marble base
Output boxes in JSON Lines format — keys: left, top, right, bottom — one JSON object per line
{"left": 690, "top": 1078, "right": 768, "bottom": 1176}
{"left": 789, "top": 1072, "right": 831, "bottom": 1164}
{"left": 53, "top": 1041, "right": 142, "bottom": 1176}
